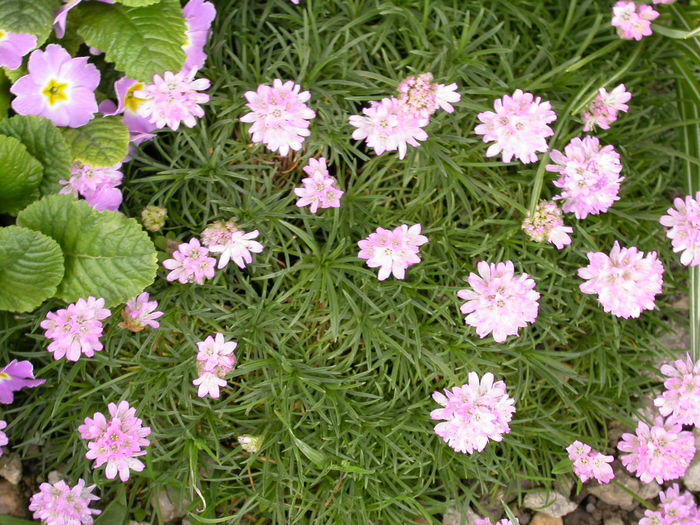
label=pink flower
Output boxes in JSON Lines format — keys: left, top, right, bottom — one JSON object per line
{"left": 241, "top": 79, "right": 316, "bottom": 155}
{"left": 522, "top": 201, "right": 573, "bottom": 249}
{"left": 618, "top": 417, "right": 695, "bottom": 484}
{"left": 457, "top": 261, "right": 539, "bottom": 343}
{"left": 660, "top": 192, "right": 700, "bottom": 266}
{"left": 640, "top": 484, "right": 699, "bottom": 525}
{"left": 566, "top": 441, "right": 615, "bottom": 484}
{"left": 100, "top": 77, "right": 157, "bottom": 147}
{"left": 583, "top": 84, "right": 631, "bottom": 132}
{"left": 0, "top": 360, "right": 45, "bottom": 404}
{"left": 78, "top": 401, "right": 151, "bottom": 482}
{"left": 40, "top": 297, "right": 111, "bottom": 361}
{"left": 475, "top": 520, "right": 520, "bottom": 525}
{"left": 193, "top": 333, "right": 237, "bottom": 398}
{"left": 119, "top": 292, "right": 163, "bottom": 332}
{"left": 654, "top": 353, "right": 700, "bottom": 426}
{"left": 578, "top": 242, "right": 663, "bottom": 318}
{"left": 431, "top": 372, "right": 515, "bottom": 455}
{"left": 10, "top": 44, "right": 100, "bottom": 128}
{"left": 547, "top": 136, "right": 623, "bottom": 219}
{"left": 163, "top": 238, "right": 217, "bottom": 284}
{"left": 612, "top": 1, "right": 659, "bottom": 41}
{"left": 294, "top": 157, "right": 344, "bottom": 213}
{"left": 474, "top": 89, "right": 557, "bottom": 164}
{"left": 0, "top": 421, "right": 7, "bottom": 452}
{"left": 59, "top": 162, "right": 123, "bottom": 212}
{"left": 397, "top": 73, "right": 460, "bottom": 119}
{"left": 29, "top": 479, "right": 101, "bottom": 525}
{"left": 0, "top": 31, "right": 37, "bottom": 70}
{"left": 136, "top": 68, "right": 210, "bottom": 131}
{"left": 182, "top": 0, "right": 217, "bottom": 71}
{"left": 357, "top": 224, "right": 428, "bottom": 281}
{"left": 201, "top": 221, "right": 264, "bottom": 270}
{"left": 349, "top": 97, "right": 429, "bottom": 160}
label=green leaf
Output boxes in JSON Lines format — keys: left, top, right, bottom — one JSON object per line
{"left": 551, "top": 458, "right": 574, "bottom": 475}
{"left": 62, "top": 116, "right": 130, "bottom": 168}
{"left": 77, "top": 0, "right": 186, "bottom": 82}
{"left": 0, "top": 0, "right": 60, "bottom": 46}
{"left": 0, "top": 70, "right": 10, "bottom": 120}
{"left": 0, "top": 517, "right": 39, "bottom": 525}
{"left": 94, "top": 485, "right": 128, "bottom": 525}
{"left": 17, "top": 195, "right": 158, "bottom": 307}
{"left": 116, "top": 0, "right": 162, "bottom": 6}
{"left": 0, "top": 116, "right": 72, "bottom": 196}
{"left": 0, "top": 134, "right": 43, "bottom": 215}
{"left": 0, "top": 226, "right": 64, "bottom": 313}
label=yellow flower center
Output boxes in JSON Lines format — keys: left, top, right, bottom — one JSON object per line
{"left": 0, "top": 31, "right": 6, "bottom": 42}
{"left": 42, "top": 79, "right": 69, "bottom": 106}
{"left": 125, "top": 83, "right": 145, "bottom": 113}
{"left": 0, "top": 373, "right": 9, "bottom": 382}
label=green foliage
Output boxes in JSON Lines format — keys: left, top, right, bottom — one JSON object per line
{"left": 0, "top": 134, "right": 43, "bottom": 215}
{"left": 0, "top": 226, "right": 64, "bottom": 313}
{"left": 116, "top": 0, "right": 162, "bottom": 6}
{"left": 77, "top": 0, "right": 186, "bottom": 82}
{"left": 17, "top": 195, "right": 158, "bottom": 307}
{"left": 0, "top": 0, "right": 60, "bottom": 46}
{"left": 0, "top": 116, "right": 72, "bottom": 196}
{"left": 62, "top": 116, "right": 130, "bottom": 168}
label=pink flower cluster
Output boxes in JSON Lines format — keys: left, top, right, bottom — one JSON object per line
{"left": 201, "top": 221, "right": 264, "bottom": 270}
{"left": 397, "top": 72, "right": 460, "bottom": 120}
{"left": 29, "top": 479, "right": 101, "bottom": 525}
{"left": 566, "top": 441, "right": 614, "bottom": 484}
{"left": 660, "top": 192, "right": 700, "bottom": 267}
{"left": 119, "top": 292, "right": 163, "bottom": 333}
{"left": 617, "top": 417, "right": 695, "bottom": 484}
{"left": 40, "top": 297, "right": 111, "bottom": 361}
{"left": 357, "top": 224, "right": 428, "bottom": 281}
{"left": 522, "top": 201, "right": 573, "bottom": 249}
{"left": 59, "top": 162, "right": 123, "bottom": 212}
{"left": 241, "top": 79, "right": 316, "bottom": 156}
{"left": 0, "top": 420, "right": 7, "bottom": 454}
{"left": 583, "top": 84, "right": 631, "bottom": 132}
{"left": 163, "top": 238, "right": 217, "bottom": 284}
{"left": 611, "top": 2, "right": 659, "bottom": 41}
{"left": 640, "top": 484, "right": 699, "bottom": 525}
{"left": 78, "top": 401, "right": 151, "bottom": 482}
{"left": 294, "top": 157, "right": 344, "bottom": 213}
{"left": 193, "top": 334, "right": 237, "bottom": 399}
{"left": 654, "top": 354, "right": 700, "bottom": 427}
{"left": 547, "top": 136, "right": 623, "bottom": 220}
{"left": 578, "top": 242, "right": 663, "bottom": 318}
{"left": 0, "top": 360, "right": 45, "bottom": 404}
{"left": 431, "top": 372, "right": 515, "bottom": 455}
{"left": 458, "top": 261, "right": 539, "bottom": 343}
{"left": 475, "top": 89, "right": 557, "bottom": 164}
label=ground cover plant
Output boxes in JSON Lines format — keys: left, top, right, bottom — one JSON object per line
{"left": 1, "top": 0, "right": 700, "bottom": 523}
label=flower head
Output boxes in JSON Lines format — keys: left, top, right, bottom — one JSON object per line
{"left": 547, "top": 136, "right": 623, "bottom": 219}
{"left": 162, "top": 238, "right": 217, "bottom": 284}
{"left": 10, "top": 44, "right": 100, "bottom": 127}
{"left": 0, "top": 360, "right": 45, "bottom": 404}
{"left": 193, "top": 333, "right": 237, "bottom": 398}
{"left": 431, "top": 372, "right": 515, "bottom": 454}
{"left": 583, "top": 84, "right": 631, "bottom": 132}
{"left": 59, "top": 162, "right": 123, "bottom": 212}
{"left": 294, "top": 157, "right": 344, "bottom": 213}
{"left": 660, "top": 192, "right": 700, "bottom": 267}
{"left": 0, "top": 420, "right": 8, "bottom": 452}
{"left": 40, "top": 297, "right": 111, "bottom": 361}
{"left": 522, "top": 201, "right": 573, "bottom": 249}
{"left": 241, "top": 79, "right": 315, "bottom": 155}
{"left": 349, "top": 97, "right": 429, "bottom": 159}
{"left": 640, "top": 484, "right": 699, "bottom": 525}
{"left": 357, "top": 224, "right": 428, "bottom": 281}
{"left": 458, "top": 261, "right": 539, "bottom": 343}
{"left": 238, "top": 434, "right": 263, "bottom": 453}
{"left": 654, "top": 353, "right": 700, "bottom": 427}
{"left": 578, "top": 242, "right": 663, "bottom": 318}
{"left": 617, "top": 417, "right": 695, "bottom": 484}
{"left": 119, "top": 292, "right": 163, "bottom": 332}
{"left": 29, "top": 479, "right": 101, "bottom": 525}
{"left": 136, "top": 68, "right": 210, "bottom": 131}
{"left": 566, "top": 441, "right": 615, "bottom": 484}
{"left": 202, "top": 221, "right": 264, "bottom": 270}
{"left": 0, "top": 31, "right": 37, "bottom": 70}
{"left": 397, "top": 73, "right": 460, "bottom": 119}
{"left": 141, "top": 206, "right": 168, "bottom": 232}
{"left": 612, "top": 1, "right": 659, "bottom": 41}
{"left": 78, "top": 401, "right": 151, "bottom": 482}
{"left": 474, "top": 89, "right": 557, "bottom": 164}
{"left": 182, "top": 0, "right": 217, "bottom": 71}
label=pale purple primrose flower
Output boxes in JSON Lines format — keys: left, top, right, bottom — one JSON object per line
{"left": 29, "top": 479, "right": 101, "bottom": 525}
{"left": 182, "top": 0, "right": 217, "bottom": 71}
{"left": 0, "top": 31, "right": 37, "bottom": 70}
{"left": 202, "top": 221, "right": 264, "bottom": 270}
{"left": 10, "top": 44, "right": 100, "bottom": 128}
{"left": 100, "top": 77, "right": 157, "bottom": 148}
{"left": 119, "top": 292, "right": 163, "bottom": 332}
{"left": 193, "top": 333, "right": 237, "bottom": 398}
{"left": 0, "top": 360, "right": 45, "bottom": 404}
{"left": 53, "top": 0, "right": 114, "bottom": 39}
{"left": 357, "top": 224, "right": 428, "bottom": 280}
{"left": 59, "top": 162, "right": 123, "bottom": 212}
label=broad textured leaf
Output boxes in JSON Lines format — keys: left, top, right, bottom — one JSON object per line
{"left": 0, "top": 71, "right": 10, "bottom": 120}
{"left": 77, "top": 0, "right": 186, "bottom": 82}
{"left": 0, "top": 0, "right": 60, "bottom": 46}
{"left": 0, "top": 116, "right": 72, "bottom": 195}
{"left": 0, "top": 134, "right": 43, "bottom": 215}
{"left": 116, "top": 0, "right": 162, "bottom": 6}
{"left": 62, "top": 116, "right": 130, "bottom": 168}
{"left": 0, "top": 226, "right": 64, "bottom": 313}
{"left": 17, "top": 195, "right": 158, "bottom": 307}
